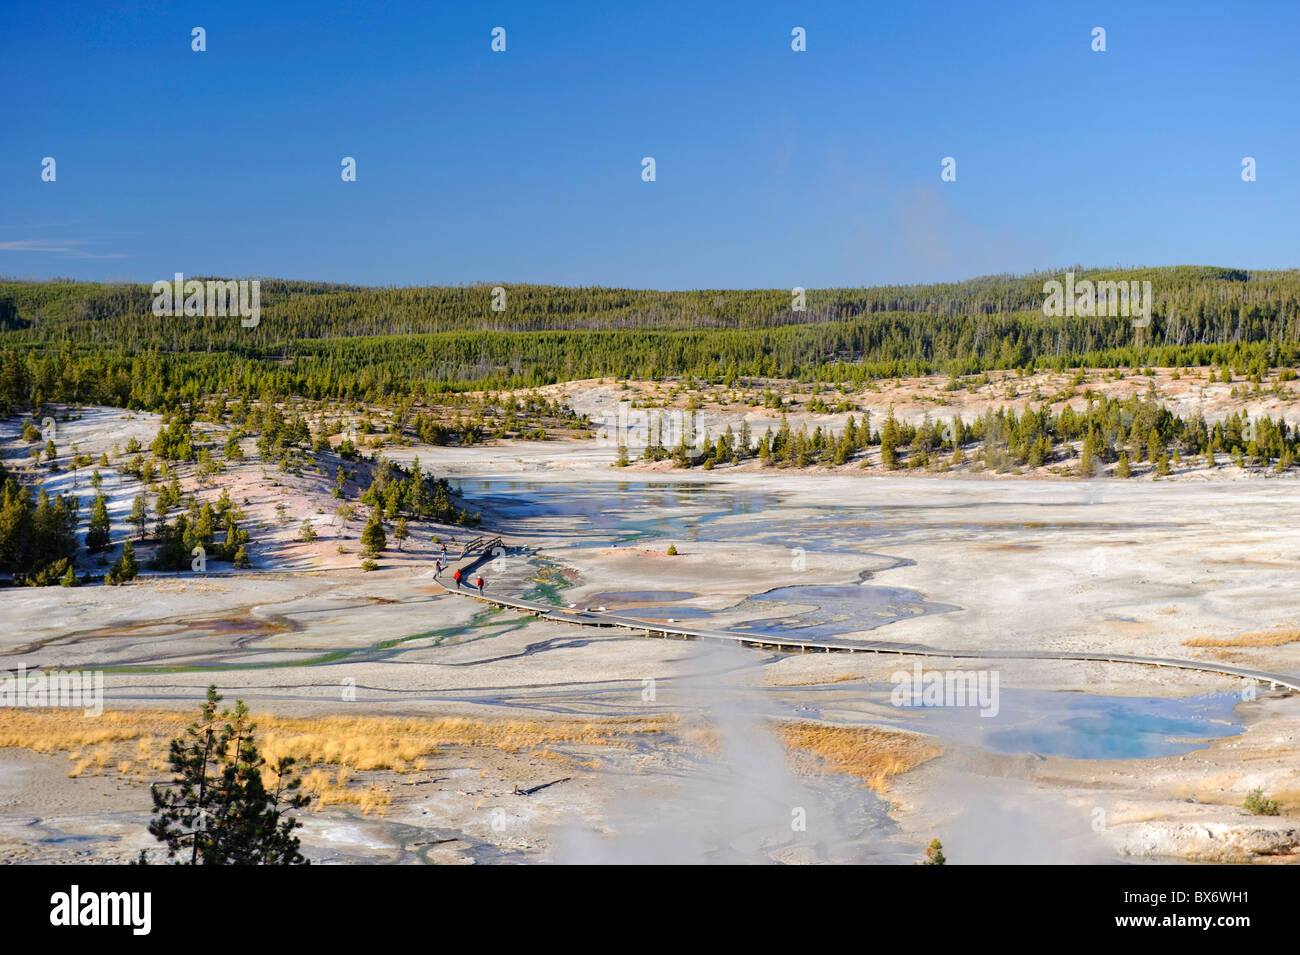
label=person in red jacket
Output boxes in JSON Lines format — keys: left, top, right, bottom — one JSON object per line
{"left": 476, "top": 575, "right": 484, "bottom": 592}
{"left": 452, "top": 569, "right": 462, "bottom": 589}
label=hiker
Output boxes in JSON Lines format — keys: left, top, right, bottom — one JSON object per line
{"left": 453, "top": 569, "right": 462, "bottom": 589}
{"left": 433, "top": 558, "right": 442, "bottom": 577}
{"left": 476, "top": 575, "right": 484, "bottom": 592}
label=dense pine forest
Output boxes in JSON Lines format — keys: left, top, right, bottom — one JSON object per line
{"left": 2, "top": 266, "right": 1299, "bottom": 413}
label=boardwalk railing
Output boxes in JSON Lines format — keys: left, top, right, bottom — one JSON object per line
{"left": 435, "top": 584, "right": 1300, "bottom": 693}
{"left": 457, "top": 535, "right": 503, "bottom": 558}
{"left": 449, "top": 536, "right": 505, "bottom": 576}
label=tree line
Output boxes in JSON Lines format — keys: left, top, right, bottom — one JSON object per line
{"left": 650, "top": 391, "right": 1299, "bottom": 475}
{"left": 2, "top": 268, "right": 1300, "bottom": 414}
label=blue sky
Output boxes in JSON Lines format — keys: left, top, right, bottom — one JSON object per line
{"left": 2, "top": 0, "right": 1297, "bottom": 289}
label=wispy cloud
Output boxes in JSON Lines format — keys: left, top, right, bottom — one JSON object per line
{"left": 0, "top": 238, "right": 130, "bottom": 259}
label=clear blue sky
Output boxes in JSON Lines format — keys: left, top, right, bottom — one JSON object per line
{"left": 2, "top": 0, "right": 1297, "bottom": 289}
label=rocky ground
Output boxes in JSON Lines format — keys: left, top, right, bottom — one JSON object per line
{"left": 1, "top": 395, "right": 1297, "bottom": 864}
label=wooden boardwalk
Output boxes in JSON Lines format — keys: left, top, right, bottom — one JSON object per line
{"left": 435, "top": 584, "right": 1300, "bottom": 693}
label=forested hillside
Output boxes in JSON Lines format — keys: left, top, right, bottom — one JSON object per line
{"left": 2, "top": 266, "right": 1298, "bottom": 413}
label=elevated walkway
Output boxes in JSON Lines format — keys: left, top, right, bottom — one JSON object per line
{"left": 435, "top": 585, "right": 1300, "bottom": 693}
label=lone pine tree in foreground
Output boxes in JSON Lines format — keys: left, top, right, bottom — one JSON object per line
{"left": 143, "top": 685, "right": 310, "bottom": 865}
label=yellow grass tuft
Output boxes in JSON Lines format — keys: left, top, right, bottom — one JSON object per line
{"left": 1265, "top": 789, "right": 1300, "bottom": 814}
{"left": 1183, "top": 627, "right": 1300, "bottom": 648}
{"left": 781, "top": 722, "right": 941, "bottom": 793}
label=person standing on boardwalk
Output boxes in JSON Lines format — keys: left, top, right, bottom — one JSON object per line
{"left": 453, "top": 568, "right": 462, "bottom": 589}
{"left": 433, "top": 558, "right": 442, "bottom": 577}
{"left": 476, "top": 575, "right": 484, "bottom": 592}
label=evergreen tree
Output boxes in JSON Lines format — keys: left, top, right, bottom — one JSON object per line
{"left": 1078, "top": 427, "right": 1102, "bottom": 477}
{"left": 361, "top": 510, "right": 387, "bottom": 556}
{"left": 109, "top": 538, "right": 139, "bottom": 583}
{"left": 86, "top": 492, "right": 111, "bottom": 557}
{"left": 129, "top": 493, "right": 148, "bottom": 540}
{"left": 120, "top": 538, "right": 139, "bottom": 579}
{"left": 144, "top": 686, "right": 310, "bottom": 865}
{"left": 880, "top": 413, "right": 900, "bottom": 470}
{"left": 1146, "top": 427, "right": 1164, "bottom": 464}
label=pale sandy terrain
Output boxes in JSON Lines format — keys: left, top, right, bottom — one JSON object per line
{"left": 1, "top": 403, "right": 1298, "bottom": 864}
{"left": 542, "top": 366, "right": 1300, "bottom": 438}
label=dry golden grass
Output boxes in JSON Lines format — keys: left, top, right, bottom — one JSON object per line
{"left": 781, "top": 722, "right": 941, "bottom": 793}
{"left": 300, "top": 768, "right": 392, "bottom": 813}
{"left": 1106, "top": 808, "right": 1171, "bottom": 825}
{"left": 1175, "top": 787, "right": 1298, "bottom": 816}
{"left": 1183, "top": 627, "right": 1300, "bottom": 649}
{"left": 0, "top": 707, "right": 670, "bottom": 814}
{"left": 252, "top": 713, "right": 666, "bottom": 770}
{"left": 1265, "top": 789, "right": 1300, "bottom": 814}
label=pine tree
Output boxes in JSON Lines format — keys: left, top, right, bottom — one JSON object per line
{"left": 144, "top": 686, "right": 310, "bottom": 865}
{"left": 881, "top": 414, "right": 900, "bottom": 470}
{"left": 832, "top": 431, "right": 852, "bottom": 465}
{"left": 393, "top": 518, "right": 409, "bottom": 551}
{"left": 109, "top": 538, "right": 139, "bottom": 584}
{"left": 673, "top": 432, "right": 691, "bottom": 468}
{"left": 1078, "top": 427, "right": 1102, "bottom": 477}
{"left": 129, "top": 494, "right": 148, "bottom": 540}
{"left": 361, "top": 510, "right": 386, "bottom": 556}
{"left": 1146, "top": 428, "right": 1164, "bottom": 464}
{"left": 86, "top": 493, "right": 111, "bottom": 557}
{"left": 121, "top": 538, "right": 138, "bottom": 578}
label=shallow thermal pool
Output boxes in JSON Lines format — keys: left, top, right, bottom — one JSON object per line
{"left": 891, "top": 688, "right": 1243, "bottom": 759}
